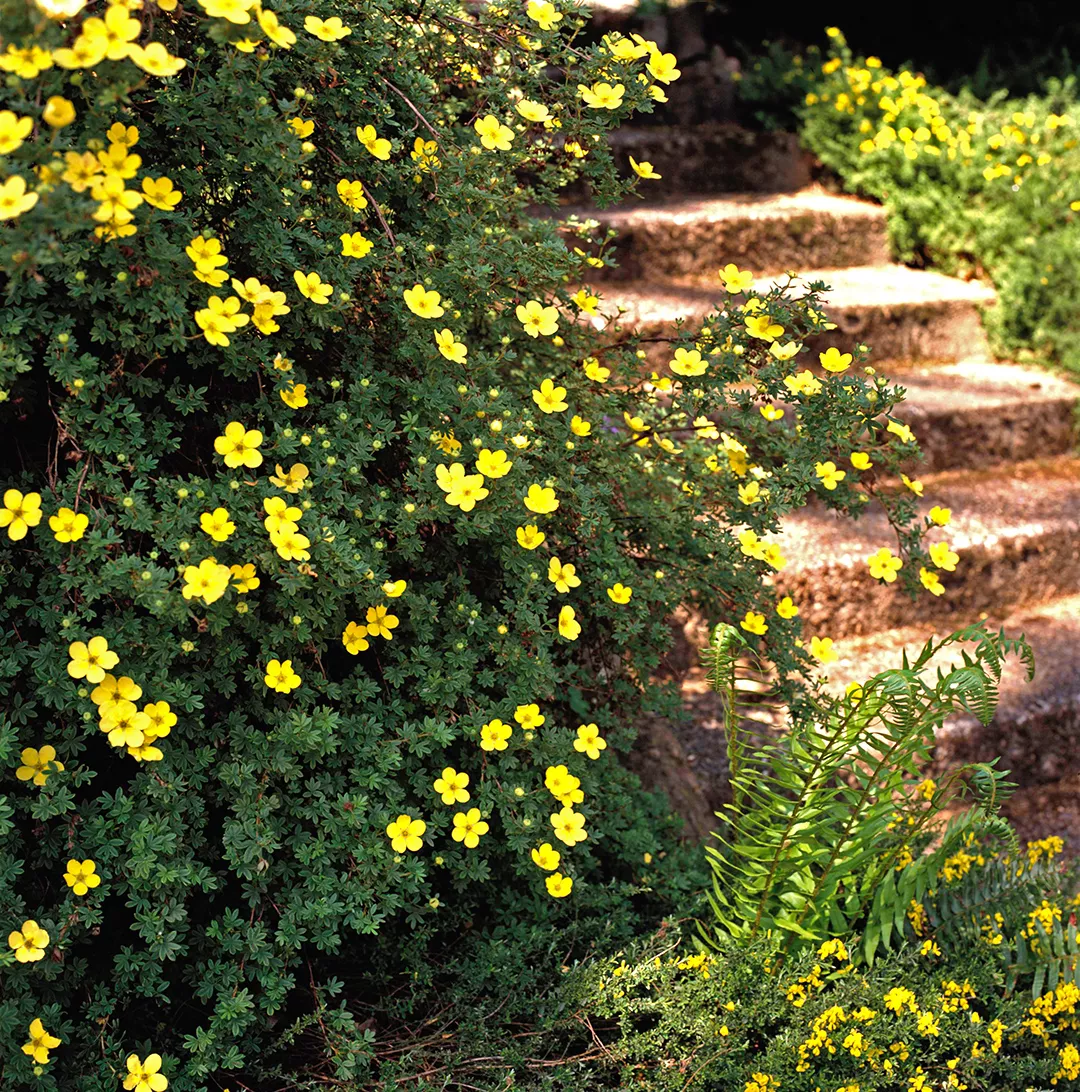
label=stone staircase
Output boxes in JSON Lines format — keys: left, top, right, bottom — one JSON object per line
{"left": 586, "top": 140, "right": 1080, "bottom": 844}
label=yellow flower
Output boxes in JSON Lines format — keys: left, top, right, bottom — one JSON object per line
{"left": 280, "top": 383, "right": 308, "bottom": 409}
{"left": 198, "top": 0, "right": 255, "bottom": 21}
{"left": 366, "top": 604, "right": 400, "bottom": 639}
{"left": 546, "top": 872, "right": 573, "bottom": 897}
{"left": 269, "top": 463, "right": 309, "bottom": 493}
{"left": 740, "top": 610, "right": 767, "bottom": 635}
{"left": 48, "top": 506, "right": 88, "bottom": 542}
{"left": 342, "top": 621, "right": 370, "bottom": 654}
{"left": 382, "top": 579, "right": 407, "bottom": 597}
{"left": 784, "top": 370, "right": 822, "bottom": 397}
{"left": 475, "top": 449, "right": 512, "bottom": 478}
{"left": 434, "top": 328, "right": 467, "bottom": 362}
{"left": 141, "top": 176, "right": 182, "bottom": 210}
{"left": 578, "top": 81, "right": 625, "bottom": 109}
{"left": 214, "top": 421, "right": 263, "bottom": 468}
{"left": 67, "top": 636, "right": 119, "bottom": 683}
{"left": 548, "top": 556, "right": 581, "bottom": 592}
{"left": 531, "top": 842, "right": 561, "bottom": 870}
{"left": 21, "top": 1018, "right": 61, "bottom": 1064}
{"left": 0, "top": 488, "right": 42, "bottom": 540}
{"left": 525, "top": 0, "right": 561, "bottom": 29}
{"left": 100, "top": 699, "right": 150, "bottom": 748}
{"left": 570, "top": 415, "right": 592, "bottom": 437}
{"left": 516, "top": 524, "right": 546, "bottom": 549}
{"left": 850, "top": 452, "right": 872, "bottom": 470}
{"left": 669, "top": 347, "right": 707, "bottom": 376}
{"left": 929, "top": 541, "right": 959, "bottom": 571}
{"left": 867, "top": 546, "right": 903, "bottom": 583}
{"left": 815, "top": 461, "right": 846, "bottom": 490}
{"left": 452, "top": 807, "right": 489, "bottom": 848}
{"left": 43, "top": 97, "right": 75, "bottom": 129}
{"left": 63, "top": 858, "right": 101, "bottom": 896}
{"left": 436, "top": 462, "right": 489, "bottom": 511}
{"left": 257, "top": 7, "right": 296, "bottom": 47}
{"left": 606, "top": 583, "right": 632, "bottom": 604}
{"left": 550, "top": 805, "right": 587, "bottom": 845}
{"left": 473, "top": 114, "right": 514, "bottom": 151}
{"left": 293, "top": 270, "right": 333, "bottom": 304}
{"left": 124, "top": 1053, "right": 169, "bottom": 1092}
{"left": 386, "top": 814, "right": 426, "bottom": 852}
{"left": 199, "top": 507, "right": 235, "bottom": 542}
{"left": 434, "top": 767, "right": 470, "bottom": 804}
{"left": 304, "top": 14, "right": 351, "bottom": 39}
{"left": 583, "top": 356, "right": 610, "bottom": 382}
{"left": 887, "top": 419, "right": 916, "bottom": 444}
{"left": 403, "top": 284, "right": 444, "bottom": 318}
{"left": 574, "top": 723, "right": 607, "bottom": 759}
{"left": 264, "top": 658, "right": 301, "bottom": 693}
{"left": 928, "top": 505, "right": 951, "bottom": 526}
{"left": 128, "top": 42, "right": 186, "bottom": 77}
{"left": 336, "top": 179, "right": 368, "bottom": 210}
{"left": 356, "top": 123, "right": 391, "bottom": 159}
{"left": 719, "top": 263, "right": 755, "bottom": 293}
{"left": 514, "top": 703, "right": 545, "bottom": 730}
{"left": 558, "top": 604, "right": 581, "bottom": 640}
{"left": 629, "top": 155, "right": 661, "bottom": 179}
{"left": 776, "top": 596, "right": 799, "bottom": 619}
{"left": 524, "top": 484, "right": 558, "bottom": 514}
{"left": 920, "top": 568, "right": 945, "bottom": 596}
{"left": 819, "top": 346, "right": 853, "bottom": 372}
{"left": 769, "top": 341, "right": 800, "bottom": 361}
{"left": 16, "top": 745, "right": 64, "bottom": 787}
{"left": 229, "top": 563, "right": 260, "bottom": 593}
{"left": 744, "top": 313, "right": 784, "bottom": 341}
{"left": 341, "top": 231, "right": 373, "bottom": 258}
{"left": 516, "top": 99, "right": 552, "bottom": 123}
{"left": 181, "top": 558, "right": 231, "bottom": 604}
{"left": 517, "top": 300, "right": 560, "bottom": 338}
{"left": 810, "top": 635, "right": 838, "bottom": 665}
{"left": 901, "top": 473, "right": 924, "bottom": 496}
{"left": 8, "top": 919, "right": 49, "bottom": 962}
{"left": 480, "top": 718, "right": 512, "bottom": 751}
{"left": 647, "top": 50, "right": 680, "bottom": 83}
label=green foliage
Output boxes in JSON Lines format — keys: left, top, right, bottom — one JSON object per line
{"left": 787, "top": 28, "right": 1080, "bottom": 374}
{"left": 0, "top": 1, "right": 940, "bottom": 1089}
{"left": 700, "top": 620, "right": 1030, "bottom": 961}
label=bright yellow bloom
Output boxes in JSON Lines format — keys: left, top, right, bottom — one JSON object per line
{"left": 304, "top": 14, "right": 351, "bottom": 39}
{"left": 810, "top": 635, "right": 838, "bottom": 665}
{"left": 293, "top": 270, "right": 333, "bottom": 304}
{"left": 745, "top": 312, "right": 784, "bottom": 341}
{"left": 517, "top": 300, "right": 559, "bottom": 338}
{"left": 129, "top": 42, "right": 186, "bottom": 76}
{"left": 198, "top": 0, "right": 255, "bottom": 21}
{"left": 435, "top": 328, "right": 467, "bottom": 362}
{"left": 901, "top": 473, "right": 924, "bottom": 497}
{"left": 769, "top": 341, "right": 800, "bottom": 361}
{"left": 531, "top": 842, "right": 561, "bottom": 870}
{"left": 548, "top": 557, "right": 581, "bottom": 592}
{"left": 929, "top": 505, "right": 951, "bottom": 526}
{"left": 214, "top": 421, "right": 263, "bottom": 468}
{"left": 850, "top": 452, "right": 872, "bottom": 470}
{"left": 434, "top": 767, "right": 470, "bottom": 804}
{"left": 356, "top": 124, "right": 391, "bottom": 159}
{"left": 574, "top": 723, "right": 607, "bottom": 759}
{"left": 43, "top": 97, "right": 75, "bottom": 129}
{"left": 606, "top": 583, "right": 632, "bottom": 604}
{"left": 386, "top": 814, "right": 426, "bottom": 852}
{"left": 524, "top": 484, "right": 559, "bottom": 514}
{"left": 516, "top": 524, "right": 546, "bottom": 549}
{"left": 269, "top": 463, "right": 309, "bottom": 493}
{"left": 475, "top": 448, "right": 512, "bottom": 478}
{"left": 583, "top": 356, "right": 610, "bottom": 382}
{"left": 550, "top": 805, "right": 587, "bottom": 845}
{"left": 570, "top": 415, "right": 592, "bottom": 437}
{"left": 719, "top": 263, "right": 755, "bottom": 293}
{"left": 264, "top": 658, "right": 301, "bottom": 693}
{"left": 181, "top": 558, "right": 231, "bottom": 604}
{"left": 740, "top": 610, "right": 768, "bottom": 635}
{"left": 474, "top": 114, "right": 514, "bottom": 151}
{"left": 525, "top": 0, "right": 561, "bottom": 28}
{"left": 514, "top": 703, "right": 545, "bottom": 730}
{"left": 920, "top": 567, "right": 945, "bottom": 596}
{"left": 0, "top": 488, "right": 42, "bottom": 540}
{"left": 403, "top": 284, "right": 444, "bottom": 318}
{"left": 516, "top": 99, "right": 552, "bottom": 123}
{"left": 21, "top": 1018, "right": 61, "bottom": 1064}
{"left": 336, "top": 179, "right": 367, "bottom": 210}
{"left": 436, "top": 462, "right": 489, "bottom": 511}
{"left": 8, "top": 920, "right": 49, "bottom": 962}
{"left": 67, "top": 636, "right": 119, "bottom": 683}
{"left": 341, "top": 231, "right": 373, "bottom": 258}
{"left": 141, "top": 176, "right": 182, "bottom": 210}
{"left": 887, "top": 419, "right": 916, "bottom": 444}
{"left": 480, "top": 718, "right": 512, "bottom": 751}
{"left": 16, "top": 745, "right": 64, "bottom": 787}
{"left": 342, "top": 621, "right": 370, "bottom": 654}
{"left": 784, "top": 370, "right": 822, "bottom": 397}
{"left": 124, "top": 1054, "right": 169, "bottom": 1092}
{"left": 63, "top": 858, "right": 101, "bottom": 896}
{"left": 647, "top": 50, "right": 681, "bottom": 83}
{"left": 867, "top": 546, "right": 903, "bottom": 582}
{"left": 280, "top": 383, "right": 308, "bottom": 409}
{"left": 558, "top": 604, "right": 581, "bottom": 640}
{"left": 819, "top": 346, "right": 853, "bottom": 372}
{"left": 258, "top": 7, "right": 297, "bottom": 47}
{"left": 776, "top": 596, "right": 799, "bottom": 619}
{"left": 366, "top": 604, "right": 400, "bottom": 639}
{"left": 382, "top": 579, "right": 407, "bottom": 597}
{"left": 629, "top": 155, "right": 661, "bottom": 179}
{"left": 143, "top": 701, "right": 176, "bottom": 741}
{"left": 815, "top": 461, "right": 846, "bottom": 490}
{"left": 578, "top": 81, "right": 625, "bottom": 109}
{"left": 452, "top": 807, "right": 489, "bottom": 848}
{"left": 199, "top": 507, "right": 235, "bottom": 542}
{"left": 929, "top": 541, "right": 959, "bottom": 571}
{"left": 670, "top": 347, "right": 707, "bottom": 376}
{"left": 546, "top": 872, "right": 573, "bottom": 897}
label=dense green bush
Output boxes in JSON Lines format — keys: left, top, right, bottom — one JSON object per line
{"left": 0, "top": 0, "right": 941, "bottom": 1087}
{"left": 777, "top": 28, "right": 1080, "bottom": 373}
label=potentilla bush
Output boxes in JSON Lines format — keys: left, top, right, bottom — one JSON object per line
{"left": 789, "top": 27, "right": 1080, "bottom": 372}
{"left": 0, "top": 0, "right": 932, "bottom": 1087}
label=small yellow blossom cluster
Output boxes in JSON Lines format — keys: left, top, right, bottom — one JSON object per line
{"left": 0, "top": 488, "right": 92, "bottom": 544}
{"left": 387, "top": 705, "right": 607, "bottom": 899}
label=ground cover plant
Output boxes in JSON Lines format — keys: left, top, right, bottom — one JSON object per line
{"left": 0, "top": 0, "right": 955, "bottom": 1088}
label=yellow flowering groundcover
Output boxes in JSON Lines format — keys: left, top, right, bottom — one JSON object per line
{"left": 0, "top": 1, "right": 948, "bottom": 1088}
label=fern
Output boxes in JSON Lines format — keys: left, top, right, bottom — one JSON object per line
{"left": 699, "top": 621, "right": 1034, "bottom": 965}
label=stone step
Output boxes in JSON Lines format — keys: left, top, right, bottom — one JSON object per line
{"left": 586, "top": 189, "right": 889, "bottom": 280}
{"left": 887, "top": 361, "right": 1080, "bottom": 473}
{"left": 572, "top": 123, "right": 813, "bottom": 201}
{"left": 815, "top": 595, "right": 1080, "bottom": 792}
{"left": 777, "top": 456, "right": 1080, "bottom": 639}
{"left": 598, "top": 264, "right": 997, "bottom": 364}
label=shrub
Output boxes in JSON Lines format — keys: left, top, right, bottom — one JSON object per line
{"left": 787, "top": 28, "right": 1080, "bottom": 373}
{"left": 0, "top": 0, "right": 935, "bottom": 1087}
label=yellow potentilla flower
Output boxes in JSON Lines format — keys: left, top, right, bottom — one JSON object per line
{"left": 776, "top": 596, "right": 799, "bottom": 619}
{"left": 43, "top": 97, "right": 76, "bottom": 129}
{"left": 815, "top": 461, "right": 846, "bottom": 490}
{"left": 181, "top": 558, "right": 231, "bottom": 604}
{"left": 141, "top": 176, "right": 182, "bottom": 210}
{"left": 525, "top": 0, "right": 561, "bottom": 29}
{"left": 304, "top": 14, "right": 351, "bottom": 39}
{"left": 475, "top": 448, "right": 512, "bottom": 478}
{"left": 0, "top": 175, "right": 39, "bottom": 221}
{"left": 280, "top": 383, "right": 308, "bottom": 409}
{"left": 342, "top": 621, "right": 370, "bottom": 654}
{"left": 264, "top": 658, "right": 301, "bottom": 693}
{"left": 100, "top": 699, "right": 150, "bottom": 748}
{"left": 546, "top": 872, "right": 573, "bottom": 897}
{"left": 606, "top": 583, "right": 632, "bottom": 604}
{"left": 434, "top": 767, "right": 470, "bottom": 804}
{"left": 523, "top": 484, "right": 558, "bottom": 514}
{"left": 517, "top": 300, "right": 559, "bottom": 338}
{"left": 647, "top": 50, "right": 680, "bottom": 83}
{"left": 143, "top": 701, "right": 176, "bottom": 741}
{"left": 669, "top": 347, "right": 706, "bottom": 377}
{"left": 570, "top": 415, "right": 592, "bottom": 437}
{"left": 229, "top": 563, "right": 260, "bottom": 592}
{"left": 63, "top": 858, "right": 101, "bottom": 896}
{"left": 0, "top": 488, "right": 42, "bottom": 540}
{"left": 928, "top": 505, "right": 951, "bottom": 526}
{"left": 532, "top": 377, "right": 568, "bottom": 412}
{"left": 336, "top": 179, "right": 368, "bottom": 210}
{"left": 531, "top": 842, "right": 561, "bottom": 870}
{"left": 403, "top": 284, "right": 444, "bottom": 318}
{"left": 214, "top": 421, "right": 263, "bottom": 468}
{"left": 550, "top": 805, "right": 587, "bottom": 845}
{"left": 867, "top": 546, "right": 903, "bottom": 583}
{"left": 67, "top": 635, "right": 119, "bottom": 683}
{"left": 8, "top": 919, "right": 49, "bottom": 962}
{"left": 21, "top": 1018, "right": 61, "bottom": 1064}
{"left": 514, "top": 704, "right": 544, "bottom": 731}
{"left": 15, "top": 745, "right": 64, "bottom": 787}
{"left": 516, "top": 99, "right": 551, "bottom": 123}
{"left": 48, "top": 506, "right": 89, "bottom": 542}
{"left": 366, "top": 603, "right": 399, "bottom": 639}
{"left": 123, "top": 1053, "right": 169, "bottom": 1092}
{"left": 744, "top": 313, "right": 784, "bottom": 341}
{"left": 474, "top": 114, "right": 514, "bottom": 151}
{"left": 340, "top": 231, "right": 373, "bottom": 258}
{"left": 583, "top": 356, "right": 610, "bottom": 382}
{"left": 386, "top": 814, "right": 426, "bottom": 852}
{"left": 629, "top": 155, "right": 661, "bottom": 179}
{"left": 740, "top": 610, "right": 767, "bottom": 635}
{"left": 436, "top": 462, "right": 488, "bottom": 511}
{"left": 480, "top": 717, "right": 512, "bottom": 751}
{"left": 929, "top": 541, "right": 959, "bottom": 571}
{"left": 516, "top": 524, "right": 546, "bottom": 549}
{"left": 257, "top": 7, "right": 297, "bottom": 47}
{"left": 128, "top": 42, "right": 187, "bottom": 76}
{"left": 434, "top": 328, "right": 467, "bottom": 362}
{"left": 262, "top": 496, "right": 303, "bottom": 535}
{"left": 574, "top": 723, "right": 607, "bottom": 760}
{"left": 819, "top": 346, "right": 853, "bottom": 372}
{"left": 382, "top": 579, "right": 407, "bottom": 597}
{"left": 578, "top": 81, "right": 625, "bottom": 109}
{"left": 452, "top": 807, "right": 489, "bottom": 848}
{"left": 850, "top": 451, "right": 872, "bottom": 470}
{"left": 199, "top": 507, "right": 235, "bottom": 542}
{"left": 91, "top": 675, "right": 143, "bottom": 709}
{"left": 920, "top": 567, "right": 945, "bottom": 596}
{"left": 356, "top": 124, "right": 391, "bottom": 159}
{"left": 557, "top": 604, "right": 581, "bottom": 640}
{"left": 719, "top": 265, "right": 755, "bottom": 294}
{"left": 199, "top": 0, "right": 256, "bottom": 21}
{"left": 810, "top": 635, "right": 838, "bottom": 664}
{"left": 269, "top": 463, "right": 309, "bottom": 493}
{"left": 293, "top": 270, "right": 333, "bottom": 304}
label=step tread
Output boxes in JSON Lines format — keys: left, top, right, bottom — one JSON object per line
{"left": 588, "top": 187, "right": 887, "bottom": 229}
{"left": 780, "top": 455, "right": 1080, "bottom": 567}
{"left": 895, "top": 360, "right": 1080, "bottom": 412}
{"left": 752, "top": 265, "right": 998, "bottom": 308}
